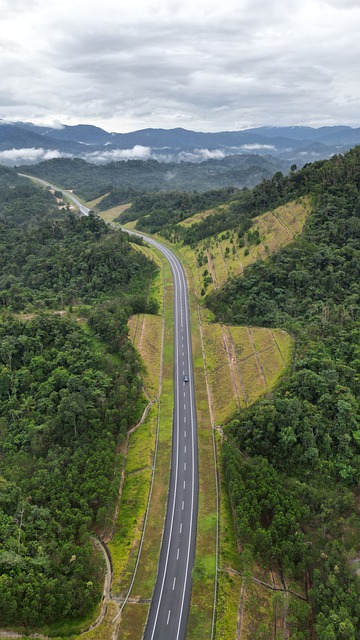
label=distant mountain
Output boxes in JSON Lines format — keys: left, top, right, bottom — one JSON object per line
{"left": 1, "top": 120, "right": 360, "bottom": 166}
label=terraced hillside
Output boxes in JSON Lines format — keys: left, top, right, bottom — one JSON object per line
{"left": 202, "top": 322, "right": 293, "bottom": 424}
{"left": 177, "top": 196, "right": 310, "bottom": 297}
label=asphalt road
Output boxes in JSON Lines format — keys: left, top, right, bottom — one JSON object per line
{"left": 16, "top": 172, "right": 199, "bottom": 638}
{"left": 126, "top": 232, "right": 199, "bottom": 640}
{"left": 18, "top": 173, "right": 91, "bottom": 216}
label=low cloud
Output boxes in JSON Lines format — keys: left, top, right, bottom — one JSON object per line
{"left": 240, "top": 144, "right": 276, "bottom": 151}
{"left": 85, "top": 145, "right": 153, "bottom": 163}
{"left": 178, "top": 148, "right": 226, "bottom": 162}
{"left": 0, "top": 147, "right": 63, "bottom": 164}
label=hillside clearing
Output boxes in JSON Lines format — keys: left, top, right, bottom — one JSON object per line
{"left": 98, "top": 202, "right": 132, "bottom": 223}
{"left": 177, "top": 197, "right": 311, "bottom": 297}
{"left": 202, "top": 323, "right": 293, "bottom": 425}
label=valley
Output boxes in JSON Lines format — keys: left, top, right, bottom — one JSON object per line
{"left": 1, "top": 146, "right": 360, "bottom": 639}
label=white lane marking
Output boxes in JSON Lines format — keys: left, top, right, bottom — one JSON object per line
{"left": 184, "top": 462, "right": 186, "bottom": 470}
{"left": 184, "top": 416, "right": 187, "bottom": 423}
{"left": 144, "top": 246, "right": 182, "bottom": 640}
{"left": 177, "top": 548, "right": 180, "bottom": 560}
{"left": 184, "top": 446, "right": 187, "bottom": 454}
{"left": 184, "top": 392, "right": 186, "bottom": 398}
{"left": 180, "top": 523, "right": 182, "bottom": 533}
{"left": 182, "top": 351, "right": 184, "bottom": 356}
{"left": 182, "top": 500, "right": 184, "bottom": 510}
{"left": 184, "top": 403, "right": 186, "bottom": 410}
{"left": 176, "top": 261, "right": 197, "bottom": 640}
{"left": 167, "top": 610, "right": 171, "bottom": 625}
{"left": 183, "top": 480, "right": 186, "bottom": 489}
{"left": 184, "top": 430, "right": 187, "bottom": 438}
{"left": 173, "top": 577, "right": 176, "bottom": 590}
{"left": 131, "top": 238, "right": 196, "bottom": 640}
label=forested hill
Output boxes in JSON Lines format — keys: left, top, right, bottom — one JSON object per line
{"left": 0, "top": 174, "right": 156, "bottom": 629}
{"left": 208, "top": 147, "right": 360, "bottom": 637}
{"left": 20, "top": 153, "right": 286, "bottom": 200}
{"left": 118, "top": 147, "right": 360, "bottom": 243}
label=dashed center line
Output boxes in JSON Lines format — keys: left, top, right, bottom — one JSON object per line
{"left": 167, "top": 610, "right": 171, "bottom": 625}
{"left": 173, "top": 577, "right": 176, "bottom": 590}
{"left": 177, "top": 548, "right": 180, "bottom": 560}
{"left": 184, "top": 416, "right": 187, "bottom": 423}
{"left": 183, "top": 480, "right": 186, "bottom": 489}
{"left": 180, "top": 523, "right": 183, "bottom": 533}
{"left": 182, "top": 500, "right": 184, "bottom": 510}
{"left": 184, "top": 462, "right": 187, "bottom": 470}
{"left": 184, "top": 445, "right": 187, "bottom": 454}
{"left": 184, "top": 430, "right": 187, "bottom": 438}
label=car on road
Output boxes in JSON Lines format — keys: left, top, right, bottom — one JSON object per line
{"left": 183, "top": 374, "right": 189, "bottom": 382}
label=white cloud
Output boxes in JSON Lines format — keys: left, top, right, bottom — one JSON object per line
{"left": 240, "top": 144, "right": 276, "bottom": 151}
{"left": 0, "top": 147, "right": 63, "bottom": 163}
{"left": 86, "top": 145, "right": 153, "bottom": 163}
{"left": 0, "top": 0, "right": 359, "bottom": 131}
{"left": 178, "top": 149, "right": 226, "bottom": 161}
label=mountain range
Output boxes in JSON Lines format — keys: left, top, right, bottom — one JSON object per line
{"left": 1, "top": 120, "right": 360, "bottom": 167}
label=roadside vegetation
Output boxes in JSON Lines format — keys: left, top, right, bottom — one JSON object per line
{"left": 116, "top": 250, "right": 175, "bottom": 639}
{"left": 0, "top": 170, "right": 157, "bottom": 632}
{"left": 209, "top": 147, "right": 360, "bottom": 639}
{"left": 178, "top": 198, "right": 310, "bottom": 298}
{"left": 4, "top": 145, "right": 360, "bottom": 639}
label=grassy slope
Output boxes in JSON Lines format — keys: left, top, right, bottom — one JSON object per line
{"left": 97, "top": 203, "right": 132, "bottom": 223}
{"left": 176, "top": 197, "right": 310, "bottom": 298}
{"left": 75, "top": 193, "right": 308, "bottom": 639}
{"left": 118, "top": 197, "right": 307, "bottom": 638}
{"left": 117, "top": 250, "right": 174, "bottom": 638}
{"left": 202, "top": 323, "right": 293, "bottom": 425}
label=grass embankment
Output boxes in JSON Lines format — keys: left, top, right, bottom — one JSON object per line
{"left": 157, "top": 223, "right": 297, "bottom": 638}
{"left": 178, "top": 197, "right": 310, "bottom": 298}
{"left": 178, "top": 204, "right": 229, "bottom": 228}
{"left": 107, "top": 261, "right": 167, "bottom": 611}
{"left": 85, "top": 193, "right": 110, "bottom": 209}
{"left": 97, "top": 203, "right": 132, "bottom": 223}
{"left": 115, "top": 249, "right": 175, "bottom": 639}
{"left": 185, "top": 272, "right": 217, "bottom": 640}
{"left": 200, "top": 318, "right": 299, "bottom": 638}
{"left": 202, "top": 322, "right": 293, "bottom": 425}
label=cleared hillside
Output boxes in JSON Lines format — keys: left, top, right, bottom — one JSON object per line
{"left": 175, "top": 196, "right": 310, "bottom": 297}
{"left": 202, "top": 322, "right": 293, "bottom": 424}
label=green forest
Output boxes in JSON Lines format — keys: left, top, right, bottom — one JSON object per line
{"left": 21, "top": 153, "right": 285, "bottom": 200}
{"left": 209, "top": 148, "right": 360, "bottom": 638}
{"left": 0, "top": 170, "right": 156, "bottom": 628}
{"left": 2, "top": 145, "right": 360, "bottom": 638}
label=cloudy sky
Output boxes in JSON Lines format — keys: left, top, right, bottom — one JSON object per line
{"left": 1, "top": 0, "right": 360, "bottom": 132}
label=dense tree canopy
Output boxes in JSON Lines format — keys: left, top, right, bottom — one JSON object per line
{"left": 0, "top": 173, "right": 156, "bottom": 628}
{"left": 209, "top": 147, "right": 360, "bottom": 637}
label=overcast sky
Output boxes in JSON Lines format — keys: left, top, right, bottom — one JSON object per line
{"left": 1, "top": 0, "right": 360, "bottom": 132}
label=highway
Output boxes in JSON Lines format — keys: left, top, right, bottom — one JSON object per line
{"left": 126, "top": 231, "right": 199, "bottom": 640}
{"left": 18, "top": 173, "right": 91, "bottom": 216}
{"left": 18, "top": 170, "right": 199, "bottom": 638}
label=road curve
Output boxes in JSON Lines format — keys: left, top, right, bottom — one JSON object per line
{"left": 18, "top": 173, "right": 91, "bottom": 216}
{"left": 125, "top": 230, "right": 199, "bottom": 640}
{"left": 15, "top": 172, "right": 198, "bottom": 639}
